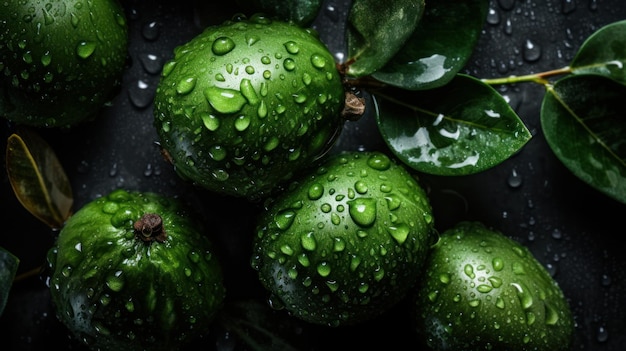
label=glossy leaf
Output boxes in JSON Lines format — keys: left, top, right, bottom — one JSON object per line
{"left": 541, "top": 74, "right": 626, "bottom": 204}
{"left": 235, "top": 0, "right": 323, "bottom": 26}
{"left": 372, "top": 0, "right": 489, "bottom": 90}
{"left": 346, "top": 0, "right": 425, "bottom": 77}
{"left": 0, "top": 247, "right": 19, "bottom": 317}
{"left": 6, "top": 129, "right": 73, "bottom": 229}
{"left": 375, "top": 74, "right": 531, "bottom": 176}
{"left": 570, "top": 20, "right": 626, "bottom": 85}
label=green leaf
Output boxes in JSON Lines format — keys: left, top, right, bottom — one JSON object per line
{"left": 235, "top": 0, "right": 323, "bottom": 26}
{"left": 541, "top": 74, "right": 626, "bottom": 204}
{"left": 6, "top": 129, "right": 73, "bottom": 229}
{"left": 375, "top": 74, "right": 531, "bottom": 176}
{"left": 570, "top": 20, "right": 626, "bottom": 85}
{"left": 372, "top": 0, "right": 489, "bottom": 90}
{"left": 0, "top": 247, "right": 19, "bottom": 317}
{"left": 346, "top": 0, "right": 425, "bottom": 77}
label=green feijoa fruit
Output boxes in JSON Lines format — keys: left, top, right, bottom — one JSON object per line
{"left": 0, "top": 0, "right": 128, "bottom": 128}
{"left": 153, "top": 13, "right": 345, "bottom": 200}
{"left": 414, "top": 221, "right": 574, "bottom": 351}
{"left": 251, "top": 151, "right": 437, "bottom": 326}
{"left": 47, "top": 189, "right": 226, "bottom": 351}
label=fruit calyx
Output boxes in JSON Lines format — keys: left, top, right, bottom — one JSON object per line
{"left": 134, "top": 213, "right": 167, "bottom": 243}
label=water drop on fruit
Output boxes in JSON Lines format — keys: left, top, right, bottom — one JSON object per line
{"left": 275, "top": 209, "right": 296, "bottom": 230}
{"left": 310, "top": 53, "right": 326, "bottom": 68}
{"left": 204, "top": 86, "right": 247, "bottom": 113}
{"left": 176, "top": 77, "right": 196, "bottom": 95}
{"left": 347, "top": 198, "right": 377, "bottom": 227}
{"left": 388, "top": 223, "right": 410, "bottom": 245}
{"left": 212, "top": 37, "right": 236, "bottom": 55}
{"left": 76, "top": 41, "right": 96, "bottom": 59}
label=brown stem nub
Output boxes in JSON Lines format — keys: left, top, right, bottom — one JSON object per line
{"left": 341, "top": 91, "right": 366, "bottom": 121}
{"left": 134, "top": 213, "right": 167, "bottom": 243}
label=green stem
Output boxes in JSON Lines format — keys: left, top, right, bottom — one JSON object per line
{"left": 482, "top": 66, "right": 573, "bottom": 86}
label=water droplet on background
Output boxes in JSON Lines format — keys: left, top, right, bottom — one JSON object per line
{"left": 142, "top": 20, "right": 160, "bottom": 41}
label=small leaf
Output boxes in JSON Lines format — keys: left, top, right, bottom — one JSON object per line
{"left": 570, "top": 19, "right": 626, "bottom": 85}
{"left": 6, "top": 129, "right": 73, "bottom": 229}
{"left": 375, "top": 74, "right": 531, "bottom": 176}
{"left": 346, "top": 0, "right": 425, "bottom": 77}
{"left": 0, "top": 247, "right": 19, "bottom": 316}
{"left": 541, "top": 74, "right": 626, "bottom": 204}
{"left": 372, "top": 0, "right": 489, "bottom": 90}
{"left": 235, "top": 0, "right": 323, "bottom": 26}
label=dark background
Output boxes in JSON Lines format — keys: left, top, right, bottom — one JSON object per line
{"left": 1, "top": 0, "right": 625, "bottom": 350}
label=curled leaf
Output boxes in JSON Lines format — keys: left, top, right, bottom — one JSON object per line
{"left": 346, "top": 0, "right": 425, "bottom": 77}
{"left": 375, "top": 74, "right": 531, "bottom": 176}
{"left": 372, "top": 0, "right": 489, "bottom": 90}
{"left": 570, "top": 19, "right": 626, "bottom": 85}
{"left": 6, "top": 129, "right": 73, "bottom": 229}
{"left": 541, "top": 74, "right": 626, "bottom": 204}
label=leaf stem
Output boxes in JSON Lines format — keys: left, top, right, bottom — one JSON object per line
{"left": 482, "top": 66, "right": 573, "bottom": 86}
{"left": 14, "top": 266, "right": 42, "bottom": 282}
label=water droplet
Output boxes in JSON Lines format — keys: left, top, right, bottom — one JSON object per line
{"left": 234, "top": 114, "right": 251, "bottom": 131}
{"left": 354, "top": 181, "right": 369, "bottom": 195}
{"left": 128, "top": 79, "right": 153, "bottom": 109}
{"left": 310, "top": 54, "right": 327, "bottom": 69}
{"left": 246, "top": 34, "right": 260, "bottom": 46}
{"left": 209, "top": 145, "right": 226, "bottom": 161}
{"left": 464, "top": 264, "right": 476, "bottom": 279}
{"left": 283, "top": 58, "right": 296, "bottom": 71}
{"left": 176, "top": 77, "right": 196, "bottom": 95}
{"left": 204, "top": 86, "right": 247, "bottom": 113}
{"left": 275, "top": 209, "right": 296, "bottom": 230}
{"left": 511, "top": 282, "right": 533, "bottom": 309}
{"left": 387, "top": 223, "right": 410, "bottom": 245}
{"left": 106, "top": 271, "right": 125, "bottom": 292}
{"left": 383, "top": 195, "right": 401, "bottom": 212}
{"left": 601, "top": 274, "right": 612, "bottom": 286}
{"left": 507, "top": 168, "right": 523, "bottom": 188}
{"left": 486, "top": 8, "right": 501, "bottom": 25}
{"left": 239, "top": 78, "right": 259, "bottom": 105}
{"left": 139, "top": 53, "right": 162, "bottom": 74}
{"left": 296, "top": 233, "right": 316, "bottom": 253}
{"left": 522, "top": 39, "right": 542, "bottom": 62}
{"left": 212, "top": 37, "right": 236, "bottom": 56}
{"left": 347, "top": 198, "right": 376, "bottom": 227}
{"left": 142, "top": 21, "right": 160, "bottom": 41}
{"left": 367, "top": 153, "right": 391, "bottom": 171}
{"left": 333, "top": 238, "right": 346, "bottom": 252}
{"left": 597, "top": 326, "right": 609, "bottom": 342}
{"left": 76, "top": 41, "right": 96, "bottom": 59}
{"left": 308, "top": 183, "right": 324, "bottom": 200}
{"left": 264, "top": 136, "right": 279, "bottom": 152}
{"left": 317, "top": 262, "right": 331, "bottom": 277}
{"left": 284, "top": 41, "right": 299, "bottom": 54}
{"left": 201, "top": 112, "right": 220, "bottom": 131}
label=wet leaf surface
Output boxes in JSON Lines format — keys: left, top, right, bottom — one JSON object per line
{"left": 371, "top": 0, "right": 489, "bottom": 90}
{"left": 541, "top": 74, "right": 626, "bottom": 204}
{"left": 570, "top": 19, "right": 626, "bottom": 85}
{"left": 346, "top": 0, "right": 425, "bottom": 77}
{"left": 375, "top": 74, "right": 531, "bottom": 175}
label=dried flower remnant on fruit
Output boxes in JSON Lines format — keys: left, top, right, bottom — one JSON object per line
{"left": 134, "top": 213, "right": 167, "bottom": 242}
{"left": 342, "top": 91, "right": 366, "bottom": 121}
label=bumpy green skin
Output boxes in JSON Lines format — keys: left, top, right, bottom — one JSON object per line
{"left": 251, "top": 151, "right": 436, "bottom": 326}
{"left": 153, "top": 14, "right": 344, "bottom": 200}
{"left": 414, "top": 221, "right": 574, "bottom": 351}
{"left": 47, "top": 189, "right": 226, "bottom": 351}
{"left": 0, "top": 0, "right": 128, "bottom": 128}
